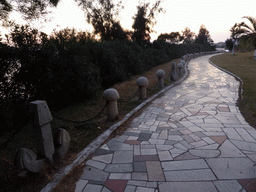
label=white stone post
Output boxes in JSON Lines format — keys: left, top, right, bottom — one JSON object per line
{"left": 170, "top": 62, "right": 177, "bottom": 81}
{"left": 156, "top": 70, "right": 165, "bottom": 88}
{"left": 103, "top": 88, "right": 119, "bottom": 121}
{"left": 29, "top": 100, "right": 55, "bottom": 164}
{"left": 136, "top": 77, "right": 149, "bottom": 100}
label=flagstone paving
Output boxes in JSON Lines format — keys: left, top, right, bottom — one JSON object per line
{"left": 75, "top": 55, "right": 256, "bottom": 192}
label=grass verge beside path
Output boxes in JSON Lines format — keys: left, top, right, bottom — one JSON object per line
{"left": 0, "top": 58, "right": 181, "bottom": 192}
{"left": 210, "top": 51, "right": 256, "bottom": 128}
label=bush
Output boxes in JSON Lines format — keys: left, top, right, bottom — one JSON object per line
{"left": 0, "top": 26, "right": 215, "bottom": 135}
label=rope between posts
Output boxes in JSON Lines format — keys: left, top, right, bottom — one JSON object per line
{"left": 52, "top": 102, "right": 108, "bottom": 124}
{"left": 165, "top": 70, "right": 173, "bottom": 80}
{"left": 147, "top": 79, "right": 160, "bottom": 91}
{"left": 117, "top": 89, "right": 139, "bottom": 103}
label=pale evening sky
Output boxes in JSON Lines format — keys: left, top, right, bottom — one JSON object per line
{"left": 3, "top": 0, "right": 256, "bottom": 43}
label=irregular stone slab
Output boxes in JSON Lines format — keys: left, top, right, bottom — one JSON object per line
{"left": 75, "top": 179, "right": 88, "bottom": 192}
{"left": 162, "top": 159, "right": 209, "bottom": 171}
{"left": 209, "top": 136, "right": 227, "bottom": 145}
{"left": 213, "top": 180, "right": 242, "bottom": 192}
{"left": 146, "top": 161, "right": 165, "bottom": 181}
{"left": 92, "top": 153, "right": 113, "bottom": 164}
{"left": 223, "top": 128, "right": 243, "bottom": 140}
{"left": 158, "top": 130, "right": 168, "bottom": 140}
{"left": 148, "top": 139, "right": 165, "bottom": 145}
{"left": 164, "top": 169, "right": 216, "bottom": 181}
{"left": 133, "top": 161, "right": 147, "bottom": 172}
{"left": 206, "top": 157, "right": 255, "bottom": 179}
{"left": 219, "top": 140, "right": 246, "bottom": 157}
{"left": 231, "top": 140, "right": 256, "bottom": 152}
{"left": 107, "top": 140, "right": 133, "bottom": 151}
{"left": 86, "top": 159, "right": 106, "bottom": 170}
{"left": 174, "top": 151, "right": 199, "bottom": 160}
{"left": 93, "top": 148, "right": 114, "bottom": 156}
{"left": 112, "top": 151, "right": 133, "bottom": 164}
{"left": 83, "top": 184, "right": 103, "bottom": 192}
{"left": 104, "top": 164, "right": 132, "bottom": 173}
{"left": 80, "top": 167, "right": 109, "bottom": 182}
{"left": 104, "top": 179, "right": 128, "bottom": 192}
{"left": 156, "top": 144, "right": 173, "bottom": 151}
{"left": 138, "top": 132, "right": 152, "bottom": 141}
{"left": 124, "top": 185, "right": 136, "bottom": 192}
{"left": 235, "top": 128, "right": 256, "bottom": 142}
{"left": 195, "top": 143, "right": 219, "bottom": 150}
{"left": 189, "top": 149, "right": 220, "bottom": 158}
{"left": 134, "top": 155, "right": 159, "bottom": 162}
{"left": 159, "top": 181, "right": 217, "bottom": 192}
{"left": 109, "top": 173, "right": 131, "bottom": 180}
{"left": 158, "top": 151, "right": 173, "bottom": 161}
{"left": 132, "top": 172, "right": 148, "bottom": 180}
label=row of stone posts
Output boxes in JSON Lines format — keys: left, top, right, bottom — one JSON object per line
{"left": 103, "top": 63, "right": 185, "bottom": 121}
{"left": 102, "top": 50, "right": 221, "bottom": 121}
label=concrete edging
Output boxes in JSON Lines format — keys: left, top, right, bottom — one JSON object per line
{"left": 41, "top": 58, "right": 191, "bottom": 192}
{"left": 208, "top": 54, "right": 244, "bottom": 100}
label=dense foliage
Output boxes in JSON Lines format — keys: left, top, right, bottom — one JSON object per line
{"left": 0, "top": 26, "right": 215, "bottom": 135}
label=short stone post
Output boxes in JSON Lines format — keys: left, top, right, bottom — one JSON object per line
{"left": 103, "top": 88, "right": 119, "bottom": 121}
{"left": 156, "top": 70, "right": 165, "bottom": 88}
{"left": 29, "top": 100, "right": 55, "bottom": 164}
{"left": 136, "top": 77, "right": 149, "bottom": 100}
{"left": 170, "top": 62, "right": 177, "bottom": 81}
{"left": 177, "top": 61, "right": 185, "bottom": 76}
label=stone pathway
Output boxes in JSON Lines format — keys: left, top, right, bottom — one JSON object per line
{"left": 75, "top": 55, "right": 256, "bottom": 192}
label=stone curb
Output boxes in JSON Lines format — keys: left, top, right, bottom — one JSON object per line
{"left": 40, "top": 57, "right": 195, "bottom": 192}
{"left": 208, "top": 54, "right": 244, "bottom": 100}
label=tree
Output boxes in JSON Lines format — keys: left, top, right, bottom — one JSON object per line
{"left": 195, "top": 25, "right": 213, "bottom": 45}
{"left": 230, "top": 23, "right": 245, "bottom": 54}
{"left": 132, "top": 1, "right": 164, "bottom": 43}
{"left": 0, "top": 0, "right": 59, "bottom": 22}
{"left": 77, "top": 0, "right": 127, "bottom": 41}
{"left": 239, "top": 16, "right": 256, "bottom": 58}
{"left": 225, "top": 38, "right": 233, "bottom": 51}
{"left": 157, "top": 32, "right": 181, "bottom": 43}
{"left": 181, "top": 27, "right": 195, "bottom": 44}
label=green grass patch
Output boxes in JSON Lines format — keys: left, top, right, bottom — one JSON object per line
{"left": 210, "top": 51, "right": 256, "bottom": 127}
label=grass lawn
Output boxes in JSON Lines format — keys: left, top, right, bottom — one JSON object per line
{"left": 210, "top": 51, "right": 256, "bottom": 128}
{"left": 0, "top": 57, "right": 181, "bottom": 191}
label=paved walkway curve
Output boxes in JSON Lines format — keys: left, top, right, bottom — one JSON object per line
{"left": 75, "top": 55, "right": 256, "bottom": 192}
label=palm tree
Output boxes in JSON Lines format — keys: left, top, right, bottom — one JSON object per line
{"left": 230, "top": 23, "right": 245, "bottom": 55}
{"left": 240, "top": 16, "right": 256, "bottom": 58}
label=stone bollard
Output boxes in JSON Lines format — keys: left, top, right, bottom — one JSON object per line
{"left": 103, "top": 88, "right": 119, "bottom": 121}
{"left": 136, "top": 77, "right": 149, "bottom": 100}
{"left": 156, "top": 70, "right": 165, "bottom": 88}
{"left": 177, "top": 62, "right": 185, "bottom": 76}
{"left": 29, "top": 100, "right": 55, "bottom": 164}
{"left": 170, "top": 62, "right": 177, "bottom": 81}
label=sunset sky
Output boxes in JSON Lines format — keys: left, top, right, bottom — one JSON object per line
{"left": 3, "top": 0, "right": 256, "bottom": 43}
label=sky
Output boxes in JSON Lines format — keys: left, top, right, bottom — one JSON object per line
{"left": 2, "top": 0, "right": 256, "bottom": 43}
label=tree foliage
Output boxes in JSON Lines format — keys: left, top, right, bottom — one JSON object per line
{"left": 157, "top": 32, "right": 181, "bottom": 43}
{"left": 225, "top": 38, "right": 233, "bottom": 51}
{"left": 195, "top": 25, "right": 213, "bottom": 45}
{"left": 0, "top": 0, "right": 59, "bottom": 22}
{"left": 181, "top": 27, "right": 195, "bottom": 44}
{"left": 132, "top": 1, "right": 164, "bottom": 43}
{"left": 239, "top": 16, "right": 256, "bottom": 48}
{"left": 77, "top": 0, "right": 127, "bottom": 41}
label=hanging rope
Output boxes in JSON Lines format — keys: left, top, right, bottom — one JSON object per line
{"left": 52, "top": 102, "right": 108, "bottom": 124}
